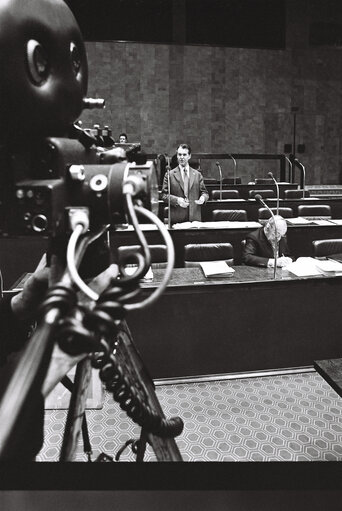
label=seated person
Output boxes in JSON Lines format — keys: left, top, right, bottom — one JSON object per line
{"left": 119, "top": 132, "right": 128, "bottom": 143}
{"left": 242, "top": 215, "right": 293, "bottom": 268}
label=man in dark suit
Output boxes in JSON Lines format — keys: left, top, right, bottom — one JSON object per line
{"left": 242, "top": 215, "right": 293, "bottom": 267}
{"left": 161, "top": 144, "right": 209, "bottom": 224}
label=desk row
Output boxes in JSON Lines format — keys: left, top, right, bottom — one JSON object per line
{"left": 157, "top": 197, "right": 342, "bottom": 222}
{"left": 112, "top": 222, "right": 342, "bottom": 267}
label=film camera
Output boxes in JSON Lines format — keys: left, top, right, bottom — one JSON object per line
{"left": 0, "top": 0, "right": 183, "bottom": 462}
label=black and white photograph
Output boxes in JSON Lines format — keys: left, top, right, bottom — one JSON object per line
{"left": 0, "top": 0, "right": 342, "bottom": 508}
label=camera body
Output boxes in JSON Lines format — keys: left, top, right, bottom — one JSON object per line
{"left": 0, "top": 0, "right": 158, "bottom": 238}
{"left": 2, "top": 137, "right": 158, "bottom": 236}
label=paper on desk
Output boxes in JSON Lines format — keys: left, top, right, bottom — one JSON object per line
{"left": 200, "top": 261, "right": 235, "bottom": 278}
{"left": 311, "top": 219, "right": 334, "bottom": 226}
{"left": 285, "top": 257, "right": 324, "bottom": 276}
{"left": 314, "top": 258, "right": 342, "bottom": 275}
{"left": 329, "top": 219, "right": 342, "bottom": 225}
{"left": 286, "top": 217, "right": 312, "bottom": 225}
{"left": 285, "top": 257, "right": 342, "bottom": 277}
{"left": 172, "top": 221, "right": 261, "bottom": 229}
{"left": 116, "top": 224, "right": 158, "bottom": 231}
{"left": 124, "top": 264, "right": 154, "bottom": 280}
{"left": 172, "top": 221, "right": 202, "bottom": 229}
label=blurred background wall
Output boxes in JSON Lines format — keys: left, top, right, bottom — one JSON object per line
{"left": 68, "top": 0, "right": 342, "bottom": 183}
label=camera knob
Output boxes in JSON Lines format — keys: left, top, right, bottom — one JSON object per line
{"left": 89, "top": 174, "right": 108, "bottom": 192}
{"left": 69, "top": 165, "right": 85, "bottom": 181}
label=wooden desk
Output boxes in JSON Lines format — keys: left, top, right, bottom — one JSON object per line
{"left": 128, "top": 267, "right": 342, "bottom": 379}
{"left": 111, "top": 222, "right": 342, "bottom": 267}
{"left": 3, "top": 221, "right": 342, "bottom": 286}
{"left": 203, "top": 183, "right": 298, "bottom": 200}
{"left": 157, "top": 196, "right": 342, "bottom": 222}
{"left": 202, "top": 197, "right": 342, "bottom": 222}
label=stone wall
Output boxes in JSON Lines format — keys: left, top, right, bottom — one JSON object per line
{"left": 80, "top": 1, "right": 342, "bottom": 184}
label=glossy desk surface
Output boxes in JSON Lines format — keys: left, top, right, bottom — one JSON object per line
{"left": 141, "top": 265, "right": 338, "bottom": 290}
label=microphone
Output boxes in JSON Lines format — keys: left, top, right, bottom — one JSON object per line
{"left": 216, "top": 161, "right": 223, "bottom": 200}
{"left": 284, "top": 156, "right": 293, "bottom": 183}
{"left": 254, "top": 194, "right": 278, "bottom": 279}
{"left": 228, "top": 154, "right": 237, "bottom": 184}
{"left": 165, "top": 154, "right": 172, "bottom": 229}
{"left": 294, "top": 159, "right": 306, "bottom": 199}
{"left": 268, "top": 172, "right": 279, "bottom": 215}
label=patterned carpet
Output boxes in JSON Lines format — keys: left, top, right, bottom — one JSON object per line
{"left": 37, "top": 371, "right": 342, "bottom": 462}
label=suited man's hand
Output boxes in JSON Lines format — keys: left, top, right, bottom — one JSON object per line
{"left": 278, "top": 256, "right": 292, "bottom": 267}
{"left": 267, "top": 256, "right": 292, "bottom": 268}
{"left": 177, "top": 197, "right": 189, "bottom": 208}
{"left": 195, "top": 196, "right": 205, "bottom": 205}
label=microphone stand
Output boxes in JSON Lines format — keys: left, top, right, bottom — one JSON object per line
{"left": 228, "top": 154, "right": 237, "bottom": 184}
{"left": 165, "top": 155, "right": 172, "bottom": 229}
{"left": 284, "top": 156, "right": 293, "bottom": 183}
{"left": 294, "top": 159, "right": 306, "bottom": 199}
{"left": 216, "top": 161, "right": 223, "bottom": 200}
{"left": 268, "top": 172, "right": 279, "bottom": 215}
{"left": 255, "top": 194, "right": 278, "bottom": 280}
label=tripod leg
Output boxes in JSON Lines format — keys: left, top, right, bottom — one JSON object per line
{"left": 59, "top": 358, "right": 92, "bottom": 461}
{"left": 61, "top": 375, "right": 92, "bottom": 460}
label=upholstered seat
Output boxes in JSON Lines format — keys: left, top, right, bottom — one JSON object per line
{"left": 297, "top": 205, "right": 332, "bottom": 219}
{"left": 312, "top": 239, "right": 342, "bottom": 258}
{"left": 284, "top": 189, "right": 310, "bottom": 199}
{"left": 249, "top": 189, "right": 276, "bottom": 199}
{"left": 184, "top": 243, "right": 234, "bottom": 267}
{"left": 258, "top": 207, "right": 293, "bottom": 224}
{"left": 212, "top": 209, "right": 248, "bottom": 221}
{"left": 117, "top": 244, "right": 167, "bottom": 268}
{"left": 211, "top": 189, "right": 240, "bottom": 199}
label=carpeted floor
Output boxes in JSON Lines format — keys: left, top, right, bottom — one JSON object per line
{"left": 37, "top": 371, "right": 342, "bottom": 462}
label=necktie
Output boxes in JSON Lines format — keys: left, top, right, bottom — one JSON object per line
{"left": 183, "top": 168, "right": 189, "bottom": 199}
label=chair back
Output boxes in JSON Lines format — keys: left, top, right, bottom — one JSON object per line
{"left": 312, "top": 239, "right": 342, "bottom": 258}
{"left": 212, "top": 209, "right": 248, "bottom": 222}
{"left": 203, "top": 178, "right": 217, "bottom": 184}
{"left": 184, "top": 243, "right": 234, "bottom": 267}
{"left": 117, "top": 244, "right": 167, "bottom": 267}
{"left": 297, "top": 205, "right": 332, "bottom": 220}
{"left": 284, "top": 189, "right": 310, "bottom": 199}
{"left": 249, "top": 189, "right": 276, "bottom": 199}
{"left": 258, "top": 207, "right": 293, "bottom": 224}
{"left": 212, "top": 189, "right": 240, "bottom": 200}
